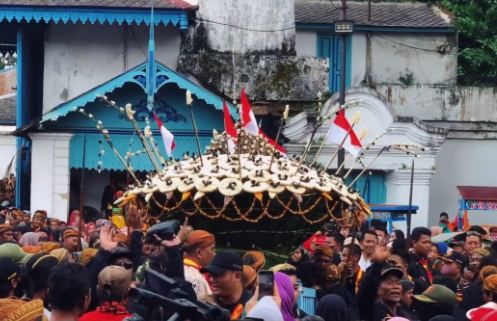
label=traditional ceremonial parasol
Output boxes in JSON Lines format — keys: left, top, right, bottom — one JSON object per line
{"left": 74, "top": 89, "right": 427, "bottom": 253}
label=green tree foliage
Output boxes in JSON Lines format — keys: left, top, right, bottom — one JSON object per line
{"left": 0, "top": 51, "right": 17, "bottom": 70}
{"left": 442, "top": 0, "right": 497, "bottom": 84}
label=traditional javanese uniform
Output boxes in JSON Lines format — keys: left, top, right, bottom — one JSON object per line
{"left": 182, "top": 230, "right": 215, "bottom": 300}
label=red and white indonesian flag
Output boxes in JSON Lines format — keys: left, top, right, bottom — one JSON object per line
{"left": 223, "top": 100, "right": 237, "bottom": 153}
{"left": 240, "top": 88, "right": 259, "bottom": 135}
{"left": 240, "top": 88, "right": 287, "bottom": 154}
{"left": 260, "top": 131, "right": 287, "bottom": 155}
{"left": 326, "top": 110, "right": 362, "bottom": 157}
{"left": 153, "top": 113, "right": 176, "bottom": 158}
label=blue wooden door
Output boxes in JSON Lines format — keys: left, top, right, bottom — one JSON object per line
{"left": 317, "top": 34, "right": 350, "bottom": 94}
{"left": 345, "top": 171, "right": 387, "bottom": 204}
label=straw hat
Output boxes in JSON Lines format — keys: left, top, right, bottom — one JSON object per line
{"left": 219, "top": 178, "right": 243, "bottom": 196}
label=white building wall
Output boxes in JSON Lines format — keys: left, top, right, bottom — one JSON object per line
{"left": 367, "top": 33, "right": 457, "bottom": 85}
{"left": 295, "top": 31, "right": 317, "bottom": 56}
{"left": 295, "top": 30, "right": 457, "bottom": 87}
{"left": 195, "top": 0, "right": 295, "bottom": 54}
{"left": 387, "top": 169, "right": 435, "bottom": 229}
{"left": 284, "top": 89, "right": 446, "bottom": 228}
{"left": 429, "top": 139, "right": 497, "bottom": 226}
{"left": 350, "top": 33, "right": 367, "bottom": 87}
{"left": 0, "top": 127, "right": 16, "bottom": 177}
{"left": 43, "top": 24, "right": 181, "bottom": 113}
{"left": 30, "top": 133, "right": 72, "bottom": 221}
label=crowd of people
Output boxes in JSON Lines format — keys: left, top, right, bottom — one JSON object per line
{"left": 1, "top": 207, "right": 497, "bottom": 321}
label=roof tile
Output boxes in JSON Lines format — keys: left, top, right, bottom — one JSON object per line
{"left": 0, "top": 0, "right": 196, "bottom": 10}
{"left": 295, "top": 0, "right": 451, "bottom": 28}
{"left": 0, "top": 93, "right": 16, "bottom": 125}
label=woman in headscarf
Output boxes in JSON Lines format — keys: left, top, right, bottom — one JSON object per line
{"left": 19, "top": 232, "right": 42, "bottom": 253}
{"left": 316, "top": 294, "right": 348, "bottom": 321}
{"left": 247, "top": 296, "right": 284, "bottom": 321}
{"left": 275, "top": 271, "right": 297, "bottom": 321}
{"left": 19, "top": 231, "right": 39, "bottom": 246}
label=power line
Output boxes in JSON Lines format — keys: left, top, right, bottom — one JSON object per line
{"left": 194, "top": 18, "right": 295, "bottom": 32}
{"left": 375, "top": 34, "right": 456, "bottom": 54}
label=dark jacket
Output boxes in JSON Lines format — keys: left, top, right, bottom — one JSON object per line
{"left": 371, "top": 301, "right": 412, "bottom": 321}
{"left": 317, "top": 283, "right": 359, "bottom": 321}
{"left": 408, "top": 252, "right": 432, "bottom": 294}
{"left": 357, "top": 262, "right": 386, "bottom": 320}
{"left": 459, "top": 279, "right": 484, "bottom": 312}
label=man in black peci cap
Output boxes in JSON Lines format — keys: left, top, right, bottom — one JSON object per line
{"left": 439, "top": 251, "right": 469, "bottom": 300}
{"left": 371, "top": 265, "right": 414, "bottom": 321}
{"left": 201, "top": 250, "right": 252, "bottom": 320}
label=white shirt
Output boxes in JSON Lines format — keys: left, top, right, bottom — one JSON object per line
{"left": 184, "top": 264, "right": 212, "bottom": 300}
{"left": 358, "top": 254, "right": 372, "bottom": 271}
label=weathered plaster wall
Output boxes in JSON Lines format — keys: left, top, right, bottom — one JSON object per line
{"left": 177, "top": 54, "right": 328, "bottom": 101}
{"left": 0, "top": 127, "right": 16, "bottom": 177}
{"left": 376, "top": 84, "right": 497, "bottom": 122}
{"left": 352, "top": 33, "right": 458, "bottom": 86}
{"left": 295, "top": 31, "right": 317, "bottom": 57}
{"left": 295, "top": 31, "right": 457, "bottom": 87}
{"left": 191, "top": 0, "right": 295, "bottom": 54}
{"left": 43, "top": 24, "right": 181, "bottom": 113}
{"left": 429, "top": 139, "right": 497, "bottom": 226}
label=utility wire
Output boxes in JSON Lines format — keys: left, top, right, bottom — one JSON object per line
{"left": 375, "top": 34, "right": 456, "bottom": 54}
{"left": 195, "top": 18, "right": 295, "bottom": 32}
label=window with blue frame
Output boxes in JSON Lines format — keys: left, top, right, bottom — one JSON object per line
{"left": 344, "top": 171, "right": 386, "bottom": 204}
{"left": 316, "top": 34, "right": 352, "bottom": 94}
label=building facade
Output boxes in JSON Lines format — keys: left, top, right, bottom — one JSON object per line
{"left": 3, "top": 0, "right": 497, "bottom": 226}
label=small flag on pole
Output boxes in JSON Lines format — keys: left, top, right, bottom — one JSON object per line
{"left": 325, "top": 110, "right": 362, "bottom": 157}
{"left": 240, "top": 88, "right": 259, "bottom": 135}
{"left": 223, "top": 100, "right": 237, "bottom": 139}
{"left": 153, "top": 113, "right": 175, "bottom": 157}
{"left": 239, "top": 88, "right": 287, "bottom": 154}
{"left": 223, "top": 100, "right": 237, "bottom": 153}
{"left": 260, "top": 131, "right": 287, "bottom": 155}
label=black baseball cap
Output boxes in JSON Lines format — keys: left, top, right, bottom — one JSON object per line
{"left": 468, "top": 225, "right": 487, "bottom": 236}
{"left": 0, "top": 258, "right": 20, "bottom": 284}
{"left": 200, "top": 251, "right": 243, "bottom": 275}
{"left": 380, "top": 265, "right": 404, "bottom": 280}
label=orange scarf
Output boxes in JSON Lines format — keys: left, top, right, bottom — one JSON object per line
{"left": 231, "top": 303, "right": 244, "bottom": 320}
{"left": 184, "top": 258, "right": 201, "bottom": 270}
{"left": 355, "top": 269, "right": 364, "bottom": 295}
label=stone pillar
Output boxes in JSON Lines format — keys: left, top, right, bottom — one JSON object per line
{"left": 386, "top": 168, "right": 435, "bottom": 231}
{"left": 30, "top": 133, "right": 72, "bottom": 221}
